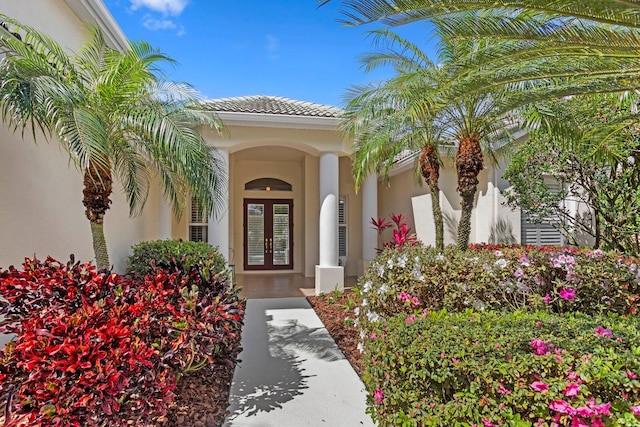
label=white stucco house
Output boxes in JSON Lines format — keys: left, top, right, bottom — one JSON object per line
{"left": 0, "top": 0, "right": 569, "bottom": 294}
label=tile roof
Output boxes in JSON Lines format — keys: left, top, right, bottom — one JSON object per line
{"left": 205, "top": 95, "right": 342, "bottom": 118}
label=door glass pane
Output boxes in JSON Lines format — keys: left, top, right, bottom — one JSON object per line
{"left": 247, "top": 203, "right": 265, "bottom": 266}
{"left": 272, "top": 203, "right": 290, "bottom": 265}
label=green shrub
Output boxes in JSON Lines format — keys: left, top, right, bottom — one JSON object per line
{"left": 127, "top": 239, "right": 227, "bottom": 279}
{"left": 363, "top": 310, "right": 640, "bottom": 426}
{"left": 354, "top": 245, "right": 640, "bottom": 335}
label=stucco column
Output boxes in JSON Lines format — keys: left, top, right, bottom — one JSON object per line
{"left": 315, "top": 152, "right": 344, "bottom": 294}
{"left": 208, "top": 148, "right": 230, "bottom": 262}
{"left": 361, "top": 173, "right": 378, "bottom": 274}
{"left": 158, "top": 196, "right": 172, "bottom": 240}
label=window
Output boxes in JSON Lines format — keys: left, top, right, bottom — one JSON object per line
{"left": 520, "top": 181, "right": 564, "bottom": 246}
{"left": 244, "top": 178, "right": 292, "bottom": 191}
{"left": 189, "top": 197, "right": 208, "bottom": 242}
{"left": 338, "top": 196, "right": 347, "bottom": 258}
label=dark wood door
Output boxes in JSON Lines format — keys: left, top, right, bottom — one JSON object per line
{"left": 243, "top": 199, "right": 293, "bottom": 270}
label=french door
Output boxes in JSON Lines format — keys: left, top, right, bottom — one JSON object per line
{"left": 243, "top": 199, "right": 293, "bottom": 270}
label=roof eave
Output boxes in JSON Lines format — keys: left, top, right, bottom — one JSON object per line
{"left": 215, "top": 111, "right": 342, "bottom": 131}
{"left": 64, "top": 0, "right": 128, "bottom": 51}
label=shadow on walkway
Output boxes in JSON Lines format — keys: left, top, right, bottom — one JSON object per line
{"left": 224, "top": 298, "right": 373, "bottom": 427}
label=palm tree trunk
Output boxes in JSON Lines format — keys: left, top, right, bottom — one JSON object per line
{"left": 429, "top": 180, "right": 444, "bottom": 251}
{"left": 90, "top": 221, "right": 110, "bottom": 270}
{"left": 420, "top": 145, "right": 444, "bottom": 251}
{"left": 82, "top": 162, "right": 113, "bottom": 270}
{"left": 455, "top": 135, "right": 483, "bottom": 251}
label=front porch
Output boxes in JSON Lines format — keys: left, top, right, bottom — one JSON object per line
{"left": 236, "top": 273, "right": 358, "bottom": 299}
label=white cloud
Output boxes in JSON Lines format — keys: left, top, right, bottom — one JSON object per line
{"left": 265, "top": 34, "right": 280, "bottom": 59}
{"left": 142, "top": 16, "right": 177, "bottom": 31}
{"left": 130, "top": 0, "right": 188, "bottom": 15}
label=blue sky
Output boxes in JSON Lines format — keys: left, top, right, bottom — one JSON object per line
{"left": 103, "top": 0, "right": 438, "bottom": 107}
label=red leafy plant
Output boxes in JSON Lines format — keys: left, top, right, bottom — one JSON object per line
{"left": 370, "top": 213, "right": 417, "bottom": 252}
{"left": 0, "top": 256, "right": 245, "bottom": 426}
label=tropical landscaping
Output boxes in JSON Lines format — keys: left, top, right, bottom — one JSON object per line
{"left": 315, "top": 0, "right": 640, "bottom": 425}
{"left": 3, "top": 0, "right": 640, "bottom": 425}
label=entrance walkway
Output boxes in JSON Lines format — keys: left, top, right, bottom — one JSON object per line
{"left": 223, "top": 296, "right": 375, "bottom": 427}
{"left": 236, "top": 273, "right": 357, "bottom": 299}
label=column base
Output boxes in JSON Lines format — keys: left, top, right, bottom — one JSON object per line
{"left": 315, "top": 265, "right": 344, "bottom": 295}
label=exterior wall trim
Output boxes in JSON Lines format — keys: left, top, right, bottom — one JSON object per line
{"left": 64, "top": 0, "right": 128, "bottom": 51}
{"left": 215, "top": 111, "right": 341, "bottom": 131}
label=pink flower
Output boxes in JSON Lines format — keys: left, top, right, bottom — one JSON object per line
{"left": 514, "top": 267, "right": 524, "bottom": 278}
{"left": 530, "top": 339, "right": 549, "bottom": 355}
{"left": 373, "top": 388, "right": 384, "bottom": 405}
{"left": 370, "top": 333, "right": 377, "bottom": 339}
{"left": 549, "top": 400, "right": 574, "bottom": 415}
{"left": 574, "top": 406, "right": 594, "bottom": 418}
{"left": 590, "top": 419, "right": 605, "bottom": 427}
{"left": 591, "top": 401, "right": 611, "bottom": 416}
{"left": 631, "top": 405, "right": 640, "bottom": 415}
{"left": 483, "top": 419, "right": 494, "bottom": 427}
{"left": 595, "top": 326, "right": 613, "bottom": 338}
{"left": 627, "top": 371, "right": 637, "bottom": 380}
{"left": 543, "top": 293, "right": 551, "bottom": 304}
{"left": 531, "top": 381, "right": 549, "bottom": 392}
{"left": 451, "top": 357, "right": 460, "bottom": 365}
{"left": 405, "top": 314, "right": 416, "bottom": 324}
{"left": 411, "top": 296, "right": 420, "bottom": 307}
{"left": 497, "top": 385, "right": 511, "bottom": 395}
{"left": 559, "top": 288, "right": 576, "bottom": 301}
{"left": 564, "top": 383, "right": 581, "bottom": 397}
{"left": 570, "top": 416, "right": 589, "bottom": 427}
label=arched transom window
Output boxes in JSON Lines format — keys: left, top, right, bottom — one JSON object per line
{"left": 244, "top": 178, "right": 292, "bottom": 192}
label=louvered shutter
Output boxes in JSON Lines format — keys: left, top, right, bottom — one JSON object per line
{"left": 520, "top": 182, "right": 564, "bottom": 246}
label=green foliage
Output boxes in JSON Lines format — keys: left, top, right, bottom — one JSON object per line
{"left": 355, "top": 244, "right": 640, "bottom": 425}
{"left": 355, "top": 245, "right": 640, "bottom": 334}
{"left": 505, "top": 94, "right": 640, "bottom": 255}
{"left": 127, "top": 239, "right": 227, "bottom": 279}
{"left": 363, "top": 310, "right": 640, "bottom": 426}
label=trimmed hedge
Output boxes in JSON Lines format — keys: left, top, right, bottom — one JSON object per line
{"left": 127, "top": 239, "right": 227, "bottom": 279}
{"left": 364, "top": 310, "right": 640, "bottom": 427}
{"left": 355, "top": 244, "right": 640, "bottom": 426}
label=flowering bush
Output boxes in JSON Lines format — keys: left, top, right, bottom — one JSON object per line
{"left": 363, "top": 310, "right": 640, "bottom": 426}
{"left": 0, "top": 256, "right": 244, "bottom": 426}
{"left": 354, "top": 245, "right": 640, "bottom": 338}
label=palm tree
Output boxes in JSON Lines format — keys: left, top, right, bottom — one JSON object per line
{"left": 322, "top": 1, "right": 640, "bottom": 104}
{"left": 343, "top": 30, "right": 446, "bottom": 250}
{"left": 346, "top": 29, "right": 515, "bottom": 250}
{"left": 0, "top": 16, "right": 226, "bottom": 269}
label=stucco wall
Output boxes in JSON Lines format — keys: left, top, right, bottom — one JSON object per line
{"left": 382, "top": 158, "right": 521, "bottom": 248}
{"left": 0, "top": 2, "right": 156, "bottom": 272}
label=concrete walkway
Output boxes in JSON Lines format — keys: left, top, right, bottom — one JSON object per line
{"left": 224, "top": 297, "right": 375, "bottom": 427}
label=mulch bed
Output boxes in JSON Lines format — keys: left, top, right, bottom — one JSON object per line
{"left": 152, "top": 360, "right": 235, "bottom": 427}
{"left": 307, "top": 291, "right": 364, "bottom": 376}
{"left": 151, "top": 291, "right": 362, "bottom": 427}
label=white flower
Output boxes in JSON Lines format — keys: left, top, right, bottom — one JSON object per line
{"left": 378, "top": 265, "right": 385, "bottom": 277}
{"left": 398, "top": 254, "right": 408, "bottom": 268}
{"left": 495, "top": 259, "right": 508, "bottom": 269}
{"left": 363, "top": 280, "right": 373, "bottom": 293}
{"left": 436, "top": 254, "right": 445, "bottom": 261}
{"left": 354, "top": 307, "right": 360, "bottom": 316}
{"left": 357, "top": 342, "right": 364, "bottom": 353}
{"left": 387, "top": 258, "right": 394, "bottom": 269}
{"left": 362, "top": 298, "right": 368, "bottom": 307}
{"left": 377, "top": 284, "right": 389, "bottom": 295}
{"left": 360, "top": 330, "right": 366, "bottom": 339}
{"left": 367, "top": 311, "right": 380, "bottom": 322}
{"left": 473, "top": 299, "right": 486, "bottom": 311}
{"left": 494, "top": 250, "right": 503, "bottom": 257}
